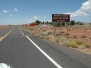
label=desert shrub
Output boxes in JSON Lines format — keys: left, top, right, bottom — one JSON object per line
{"left": 62, "top": 31, "right": 65, "bottom": 33}
{"left": 73, "top": 35, "right": 77, "bottom": 39}
{"left": 82, "top": 42, "right": 90, "bottom": 48}
{"left": 56, "top": 32, "right": 60, "bottom": 36}
{"left": 39, "top": 36, "right": 44, "bottom": 39}
{"left": 75, "top": 40, "right": 84, "bottom": 45}
{"left": 48, "top": 32, "right": 53, "bottom": 35}
{"left": 30, "top": 28, "right": 33, "bottom": 30}
{"left": 67, "top": 42, "right": 78, "bottom": 48}
{"left": 43, "top": 32, "right": 48, "bottom": 36}
{"left": 89, "top": 37, "right": 91, "bottom": 39}
{"left": 65, "top": 33, "right": 69, "bottom": 36}
{"left": 43, "top": 30, "right": 46, "bottom": 32}
{"left": 54, "top": 37, "right": 59, "bottom": 43}
{"left": 81, "top": 34, "right": 87, "bottom": 38}
{"left": 44, "top": 36, "right": 49, "bottom": 40}
{"left": 68, "top": 29, "right": 71, "bottom": 31}
{"left": 39, "top": 31, "right": 44, "bottom": 36}
{"left": 60, "top": 37, "right": 70, "bottom": 45}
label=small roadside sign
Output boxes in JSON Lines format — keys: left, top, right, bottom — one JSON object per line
{"left": 30, "top": 23, "right": 35, "bottom": 26}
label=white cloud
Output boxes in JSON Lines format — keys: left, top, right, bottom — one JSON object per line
{"left": 9, "top": 14, "right": 13, "bottom": 16}
{"left": 14, "top": 8, "right": 17, "bottom": 11}
{"left": 3, "top": 10, "right": 9, "bottom": 13}
{"left": 81, "top": 0, "right": 91, "bottom": 12}
{"left": 64, "top": 10, "right": 89, "bottom": 17}
{"left": 33, "top": 16, "right": 41, "bottom": 19}
{"left": 64, "top": 0, "right": 91, "bottom": 17}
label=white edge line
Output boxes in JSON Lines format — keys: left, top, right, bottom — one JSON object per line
{"left": 26, "top": 35, "right": 63, "bottom": 68}
{"left": 18, "top": 27, "right": 24, "bottom": 35}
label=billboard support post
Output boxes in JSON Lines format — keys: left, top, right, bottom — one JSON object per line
{"left": 53, "top": 23, "right": 56, "bottom": 37}
{"left": 61, "top": 23, "right": 62, "bottom": 37}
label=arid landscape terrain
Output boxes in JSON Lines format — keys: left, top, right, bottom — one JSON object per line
{"left": 0, "top": 25, "right": 12, "bottom": 30}
{"left": 20, "top": 24, "right": 91, "bottom": 55}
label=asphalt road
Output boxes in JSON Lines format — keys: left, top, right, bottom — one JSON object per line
{"left": 0, "top": 27, "right": 13, "bottom": 37}
{"left": 0, "top": 26, "right": 90, "bottom": 68}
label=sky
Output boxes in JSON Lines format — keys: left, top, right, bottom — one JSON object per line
{"left": 0, "top": 0, "right": 91, "bottom": 25}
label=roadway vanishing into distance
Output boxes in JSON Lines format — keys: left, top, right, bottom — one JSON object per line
{"left": 0, "top": 26, "right": 91, "bottom": 68}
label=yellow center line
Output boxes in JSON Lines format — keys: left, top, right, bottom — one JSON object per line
{"left": 0, "top": 28, "right": 14, "bottom": 41}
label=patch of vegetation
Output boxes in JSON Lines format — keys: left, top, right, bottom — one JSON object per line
{"left": 48, "top": 32, "right": 53, "bottom": 35}
{"left": 73, "top": 35, "right": 77, "bottom": 39}
{"left": 75, "top": 40, "right": 84, "bottom": 45}
{"left": 89, "top": 37, "right": 91, "bottom": 39}
{"left": 44, "top": 36, "right": 49, "bottom": 40}
{"left": 81, "top": 34, "right": 87, "bottom": 38}
{"left": 68, "top": 29, "right": 71, "bottom": 31}
{"left": 67, "top": 42, "right": 78, "bottom": 48}
{"left": 82, "top": 42, "right": 90, "bottom": 48}
{"left": 54, "top": 37, "right": 59, "bottom": 43}
{"left": 65, "top": 33, "right": 69, "bottom": 36}
{"left": 60, "top": 37, "right": 70, "bottom": 46}
{"left": 43, "top": 30, "right": 46, "bottom": 32}
{"left": 39, "top": 35, "right": 44, "bottom": 39}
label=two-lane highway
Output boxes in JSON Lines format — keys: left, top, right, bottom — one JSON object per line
{"left": 0, "top": 26, "right": 90, "bottom": 68}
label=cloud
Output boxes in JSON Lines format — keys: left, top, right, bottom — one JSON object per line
{"left": 64, "top": 10, "right": 89, "bottom": 17}
{"left": 14, "top": 8, "right": 17, "bottom": 11}
{"left": 9, "top": 14, "right": 13, "bottom": 16}
{"left": 64, "top": 0, "right": 91, "bottom": 17}
{"left": 3, "top": 10, "right": 9, "bottom": 13}
{"left": 33, "top": 16, "right": 41, "bottom": 19}
{"left": 81, "top": 0, "right": 91, "bottom": 12}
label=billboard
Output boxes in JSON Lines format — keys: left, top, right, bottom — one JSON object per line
{"left": 52, "top": 14, "right": 70, "bottom": 22}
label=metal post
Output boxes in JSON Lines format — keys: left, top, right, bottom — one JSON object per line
{"left": 61, "top": 23, "right": 62, "bottom": 37}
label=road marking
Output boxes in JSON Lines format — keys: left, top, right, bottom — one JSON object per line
{"left": 19, "top": 28, "right": 24, "bottom": 35}
{"left": 0, "top": 28, "right": 14, "bottom": 41}
{"left": 26, "top": 35, "right": 62, "bottom": 68}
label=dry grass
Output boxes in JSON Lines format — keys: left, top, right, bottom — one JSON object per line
{"left": 19, "top": 25, "right": 91, "bottom": 54}
{"left": 0, "top": 26, "right": 12, "bottom": 30}
{"left": 54, "top": 37, "right": 60, "bottom": 43}
{"left": 75, "top": 40, "right": 84, "bottom": 45}
{"left": 67, "top": 42, "right": 78, "bottom": 48}
{"left": 73, "top": 35, "right": 77, "bottom": 39}
{"left": 81, "top": 34, "right": 87, "bottom": 38}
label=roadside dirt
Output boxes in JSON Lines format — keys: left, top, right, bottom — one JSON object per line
{"left": 20, "top": 25, "right": 91, "bottom": 55}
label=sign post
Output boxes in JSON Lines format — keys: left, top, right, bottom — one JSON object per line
{"left": 52, "top": 14, "right": 70, "bottom": 37}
